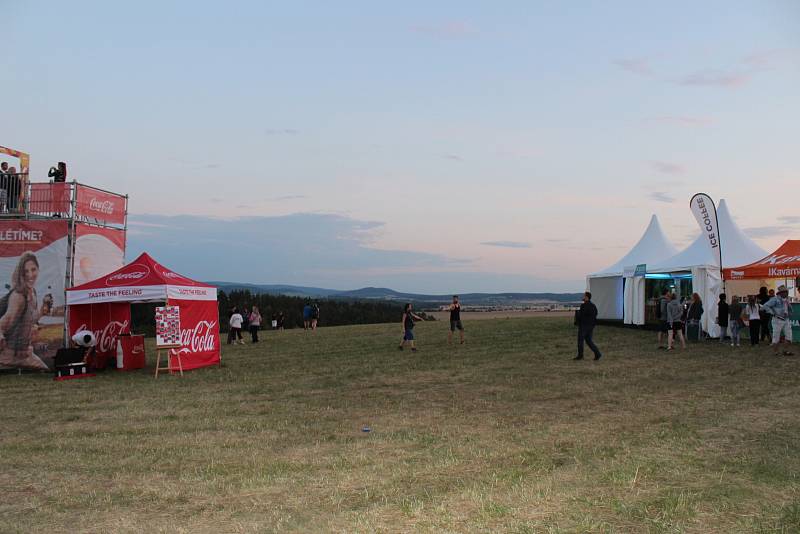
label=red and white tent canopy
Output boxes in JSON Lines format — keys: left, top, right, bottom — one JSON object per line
{"left": 66, "top": 252, "right": 220, "bottom": 371}
{"left": 724, "top": 240, "right": 800, "bottom": 280}
{"left": 66, "top": 252, "right": 216, "bottom": 305}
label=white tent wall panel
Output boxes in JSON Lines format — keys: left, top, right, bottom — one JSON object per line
{"left": 623, "top": 277, "right": 634, "bottom": 324}
{"left": 632, "top": 277, "right": 646, "bottom": 325}
{"left": 589, "top": 276, "right": 624, "bottom": 320}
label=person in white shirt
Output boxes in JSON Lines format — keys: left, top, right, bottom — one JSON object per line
{"left": 743, "top": 295, "right": 761, "bottom": 346}
{"left": 228, "top": 308, "right": 244, "bottom": 345}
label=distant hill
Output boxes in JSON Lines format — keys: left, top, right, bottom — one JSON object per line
{"left": 210, "top": 282, "right": 582, "bottom": 307}
{"left": 208, "top": 282, "right": 340, "bottom": 298}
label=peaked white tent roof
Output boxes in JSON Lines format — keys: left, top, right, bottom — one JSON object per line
{"left": 590, "top": 215, "right": 678, "bottom": 277}
{"left": 651, "top": 199, "right": 767, "bottom": 271}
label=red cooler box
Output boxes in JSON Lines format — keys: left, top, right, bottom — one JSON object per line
{"left": 117, "top": 335, "right": 146, "bottom": 371}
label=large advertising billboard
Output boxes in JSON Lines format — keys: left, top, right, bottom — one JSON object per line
{"left": 75, "top": 185, "right": 126, "bottom": 226}
{"left": 0, "top": 220, "right": 69, "bottom": 370}
{"left": 73, "top": 225, "right": 126, "bottom": 287}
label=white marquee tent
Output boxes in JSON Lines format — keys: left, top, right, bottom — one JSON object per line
{"left": 587, "top": 215, "right": 678, "bottom": 322}
{"left": 650, "top": 198, "right": 767, "bottom": 336}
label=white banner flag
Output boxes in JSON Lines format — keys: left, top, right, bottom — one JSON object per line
{"left": 689, "top": 193, "right": 722, "bottom": 267}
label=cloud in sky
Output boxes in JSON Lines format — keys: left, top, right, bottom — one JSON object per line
{"left": 480, "top": 241, "right": 531, "bottom": 249}
{"left": 612, "top": 57, "right": 652, "bottom": 76}
{"left": 742, "top": 48, "right": 796, "bottom": 70}
{"left": 778, "top": 215, "right": 800, "bottom": 225}
{"left": 649, "top": 191, "right": 675, "bottom": 203}
{"left": 265, "top": 128, "right": 300, "bottom": 135}
{"left": 441, "top": 154, "right": 463, "bottom": 162}
{"left": 410, "top": 20, "right": 476, "bottom": 38}
{"left": 678, "top": 69, "right": 751, "bottom": 88}
{"left": 643, "top": 115, "right": 715, "bottom": 127}
{"left": 651, "top": 161, "right": 686, "bottom": 175}
{"left": 742, "top": 225, "right": 793, "bottom": 239}
{"left": 616, "top": 49, "right": 794, "bottom": 89}
{"left": 267, "top": 194, "right": 308, "bottom": 202}
{"left": 127, "top": 212, "right": 470, "bottom": 289}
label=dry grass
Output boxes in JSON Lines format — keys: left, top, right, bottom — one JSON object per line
{"left": 1, "top": 317, "right": 799, "bottom": 533}
{"left": 428, "top": 310, "right": 573, "bottom": 321}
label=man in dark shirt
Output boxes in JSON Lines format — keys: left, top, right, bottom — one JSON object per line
{"left": 717, "top": 294, "right": 729, "bottom": 343}
{"left": 447, "top": 295, "right": 465, "bottom": 345}
{"left": 574, "top": 291, "right": 602, "bottom": 361}
{"left": 657, "top": 289, "right": 670, "bottom": 349}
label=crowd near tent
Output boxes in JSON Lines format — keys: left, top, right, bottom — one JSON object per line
{"left": 587, "top": 199, "right": 772, "bottom": 337}
{"left": 648, "top": 199, "right": 767, "bottom": 336}
{"left": 587, "top": 215, "right": 678, "bottom": 322}
{"left": 66, "top": 252, "right": 220, "bottom": 371}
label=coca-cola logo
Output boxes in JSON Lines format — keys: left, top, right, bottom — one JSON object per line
{"left": 74, "top": 320, "right": 130, "bottom": 354}
{"left": 106, "top": 264, "right": 150, "bottom": 286}
{"left": 89, "top": 197, "right": 115, "bottom": 215}
{"left": 173, "top": 320, "right": 218, "bottom": 355}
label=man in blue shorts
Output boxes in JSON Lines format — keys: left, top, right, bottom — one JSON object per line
{"left": 398, "top": 303, "right": 423, "bottom": 352}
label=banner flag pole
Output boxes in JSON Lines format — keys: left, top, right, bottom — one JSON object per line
{"left": 689, "top": 192, "right": 725, "bottom": 292}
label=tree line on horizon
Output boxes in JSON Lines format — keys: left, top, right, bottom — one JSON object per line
{"left": 129, "top": 290, "right": 433, "bottom": 335}
{"left": 218, "top": 289, "right": 425, "bottom": 331}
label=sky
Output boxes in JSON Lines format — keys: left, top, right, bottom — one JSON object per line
{"left": 2, "top": 1, "right": 799, "bottom": 292}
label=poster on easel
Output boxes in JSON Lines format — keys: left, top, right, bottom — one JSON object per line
{"left": 155, "top": 305, "right": 182, "bottom": 347}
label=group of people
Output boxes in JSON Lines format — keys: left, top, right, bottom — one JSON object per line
{"left": 227, "top": 306, "right": 289, "bottom": 344}
{"left": 227, "top": 306, "right": 263, "bottom": 344}
{"left": 302, "top": 302, "right": 320, "bottom": 330}
{"left": 655, "top": 285, "right": 794, "bottom": 356}
{"left": 0, "top": 161, "right": 23, "bottom": 212}
{"left": 398, "top": 295, "right": 465, "bottom": 352}
{"left": 655, "top": 290, "right": 703, "bottom": 350}
{"left": 574, "top": 284, "right": 795, "bottom": 362}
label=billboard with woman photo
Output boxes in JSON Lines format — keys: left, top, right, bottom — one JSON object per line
{"left": 0, "top": 220, "right": 69, "bottom": 370}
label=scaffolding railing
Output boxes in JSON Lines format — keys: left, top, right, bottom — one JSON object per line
{"left": 0, "top": 180, "right": 127, "bottom": 228}
{"left": 0, "top": 173, "right": 28, "bottom": 215}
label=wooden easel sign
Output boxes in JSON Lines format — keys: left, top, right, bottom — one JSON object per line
{"left": 155, "top": 305, "right": 183, "bottom": 377}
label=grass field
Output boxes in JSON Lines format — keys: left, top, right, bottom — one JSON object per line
{"left": 2, "top": 317, "right": 800, "bottom": 533}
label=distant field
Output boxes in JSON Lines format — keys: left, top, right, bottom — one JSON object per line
{"left": 2, "top": 317, "right": 799, "bottom": 532}
{"left": 428, "top": 310, "right": 573, "bottom": 321}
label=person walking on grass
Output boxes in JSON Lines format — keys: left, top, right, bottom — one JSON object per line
{"left": 448, "top": 295, "right": 465, "bottom": 345}
{"left": 228, "top": 307, "right": 244, "bottom": 345}
{"left": 744, "top": 295, "right": 761, "bottom": 346}
{"left": 666, "top": 293, "right": 686, "bottom": 350}
{"left": 248, "top": 306, "right": 262, "bottom": 343}
{"left": 656, "top": 288, "right": 670, "bottom": 349}
{"left": 398, "top": 303, "right": 423, "bottom": 352}
{"left": 311, "top": 302, "right": 320, "bottom": 331}
{"left": 574, "top": 291, "right": 602, "bottom": 361}
{"left": 763, "top": 285, "right": 794, "bottom": 356}
{"left": 302, "top": 302, "right": 312, "bottom": 330}
{"left": 728, "top": 296, "right": 743, "bottom": 347}
{"left": 717, "top": 293, "right": 729, "bottom": 343}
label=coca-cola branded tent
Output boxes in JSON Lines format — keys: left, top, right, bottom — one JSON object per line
{"left": 65, "top": 252, "right": 220, "bottom": 371}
